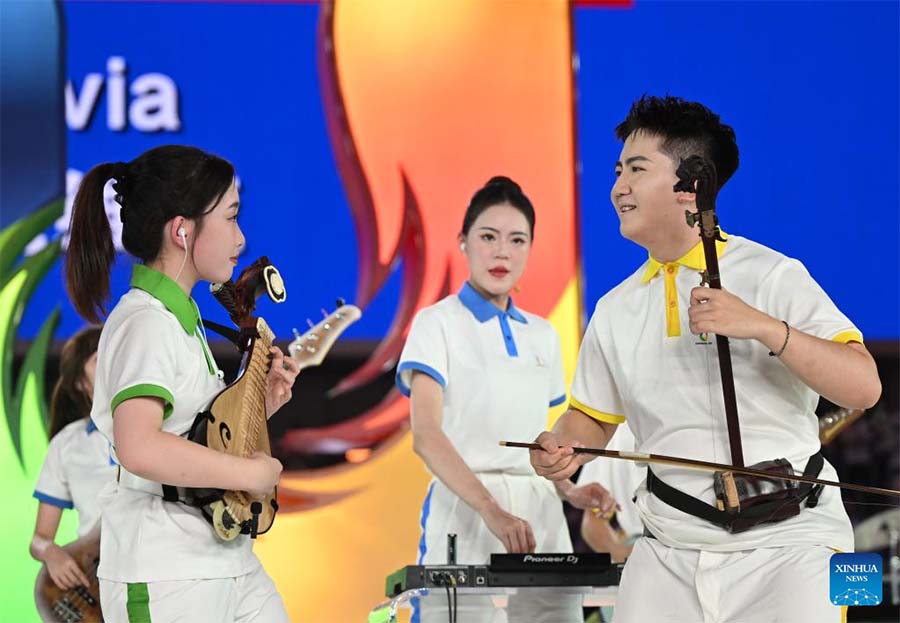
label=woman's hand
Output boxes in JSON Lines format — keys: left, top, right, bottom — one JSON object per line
{"left": 564, "top": 482, "right": 618, "bottom": 515}
{"left": 43, "top": 544, "right": 90, "bottom": 590}
{"left": 265, "top": 346, "right": 300, "bottom": 418}
{"left": 244, "top": 451, "right": 284, "bottom": 496}
{"left": 480, "top": 503, "right": 536, "bottom": 553}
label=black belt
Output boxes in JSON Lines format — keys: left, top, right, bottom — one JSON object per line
{"left": 645, "top": 452, "right": 824, "bottom": 530}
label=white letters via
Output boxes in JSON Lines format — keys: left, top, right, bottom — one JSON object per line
{"left": 65, "top": 57, "right": 180, "bottom": 132}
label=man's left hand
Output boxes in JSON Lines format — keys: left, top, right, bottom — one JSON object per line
{"left": 688, "top": 286, "right": 781, "bottom": 341}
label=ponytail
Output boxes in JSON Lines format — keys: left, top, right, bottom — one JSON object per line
{"left": 65, "top": 163, "right": 118, "bottom": 323}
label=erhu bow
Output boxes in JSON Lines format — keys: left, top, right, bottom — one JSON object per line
{"left": 499, "top": 441, "right": 900, "bottom": 500}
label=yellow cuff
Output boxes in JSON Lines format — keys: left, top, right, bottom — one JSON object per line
{"left": 570, "top": 396, "right": 625, "bottom": 424}
{"left": 832, "top": 330, "right": 863, "bottom": 344}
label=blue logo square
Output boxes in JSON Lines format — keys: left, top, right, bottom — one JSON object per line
{"left": 830, "top": 552, "right": 882, "bottom": 606}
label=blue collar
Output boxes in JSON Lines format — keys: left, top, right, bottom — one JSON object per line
{"left": 458, "top": 282, "right": 528, "bottom": 324}
{"left": 86, "top": 419, "right": 98, "bottom": 434}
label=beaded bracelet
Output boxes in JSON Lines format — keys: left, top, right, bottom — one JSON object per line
{"left": 768, "top": 320, "right": 790, "bottom": 357}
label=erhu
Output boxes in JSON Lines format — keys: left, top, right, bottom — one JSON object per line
{"left": 674, "top": 156, "right": 813, "bottom": 531}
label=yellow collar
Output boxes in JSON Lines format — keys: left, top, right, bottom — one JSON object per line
{"left": 641, "top": 232, "right": 729, "bottom": 283}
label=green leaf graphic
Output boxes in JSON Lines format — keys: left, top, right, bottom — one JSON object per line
{"left": 0, "top": 200, "right": 75, "bottom": 623}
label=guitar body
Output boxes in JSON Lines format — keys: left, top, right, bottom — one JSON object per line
{"left": 187, "top": 257, "right": 361, "bottom": 541}
{"left": 819, "top": 407, "right": 865, "bottom": 445}
{"left": 187, "top": 318, "right": 277, "bottom": 540}
{"left": 209, "top": 384, "right": 278, "bottom": 539}
{"left": 34, "top": 531, "right": 102, "bottom": 623}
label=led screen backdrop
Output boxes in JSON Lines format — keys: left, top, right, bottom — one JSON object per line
{"left": 10, "top": 0, "right": 898, "bottom": 342}
{"left": 1, "top": 1, "right": 897, "bottom": 621}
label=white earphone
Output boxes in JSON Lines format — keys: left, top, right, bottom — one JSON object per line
{"left": 174, "top": 224, "right": 189, "bottom": 283}
{"left": 460, "top": 242, "right": 466, "bottom": 252}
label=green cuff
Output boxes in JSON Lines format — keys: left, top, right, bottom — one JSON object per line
{"left": 111, "top": 384, "right": 174, "bottom": 420}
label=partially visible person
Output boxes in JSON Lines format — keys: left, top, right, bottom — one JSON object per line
{"left": 577, "top": 425, "right": 642, "bottom": 564}
{"left": 577, "top": 425, "right": 643, "bottom": 623}
{"left": 30, "top": 326, "right": 114, "bottom": 590}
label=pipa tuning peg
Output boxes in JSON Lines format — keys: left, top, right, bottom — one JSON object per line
{"left": 336, "top": 297, "right": 346, "bottom": 308}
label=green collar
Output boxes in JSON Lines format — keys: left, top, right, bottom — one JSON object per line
{"left": 130, "top": 264, "right": 199, "bottom": 335}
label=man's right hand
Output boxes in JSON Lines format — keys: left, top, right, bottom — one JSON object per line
{"left": 529, "top": 431, "right": 582, "bottom": 481}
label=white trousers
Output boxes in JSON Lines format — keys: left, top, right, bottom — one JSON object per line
{"left": 613, "top": 537, "right": 847, "bottom": 623}
{"left": 414, "top": 473, "right": 583, "bottom": 623}
{"left": 99, "top": 558, "right": 288, "bottom": 623}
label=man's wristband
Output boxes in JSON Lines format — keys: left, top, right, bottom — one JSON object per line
{"left": 768, "top": 320, "right": 791, "bottom": 357}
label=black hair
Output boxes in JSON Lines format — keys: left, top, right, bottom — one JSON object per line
{"left": 48, "top": 326, "right": 102, "bottom": 439}
{"left": 615, "top": 95, "right": 739, "bottom": 191}
{"left": 461, "top": 176, "right": 536, "bottom": 239}
{"left": 66, "top": 145, "right": 235, "bottom": 322}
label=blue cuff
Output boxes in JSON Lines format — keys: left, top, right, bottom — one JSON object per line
{"left": 396, "top": 361, "right": 447, "bottom": 397}
{"left": 549, "top": 393, "right": 567, "bottom": 408}
{"left": 33, "top": 491, "right": 74, "bottom": 509}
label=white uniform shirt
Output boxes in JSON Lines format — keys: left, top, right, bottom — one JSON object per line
{"left": 92, "top": 264, "right": 256, "bottom": 582}
{"left": 33, "top": 418, "right": 117, "bottom": 537}
{"left": 396, "top": 282, "right": 567, "bottom": 475}
{"left": 571, "top": 236, "right": 857, "bottom": 552}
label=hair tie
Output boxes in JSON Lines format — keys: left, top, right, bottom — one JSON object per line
{"left": 111, "top": 161, "right": 129, "bottom": 209}
{"left": 112, "top": 161, "right": 129, "bottom": 181}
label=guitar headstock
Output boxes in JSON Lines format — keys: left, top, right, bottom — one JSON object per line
{"left": 288, "top": 301, "right": 362, "bottom": 371}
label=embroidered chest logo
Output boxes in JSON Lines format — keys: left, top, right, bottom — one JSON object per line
{"left": 694, "top": 332, "right": 712, "bottom": 346}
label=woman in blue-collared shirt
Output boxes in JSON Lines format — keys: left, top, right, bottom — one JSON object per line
{"left": 396, "top": 176, "right": 615, "bottom": 623}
